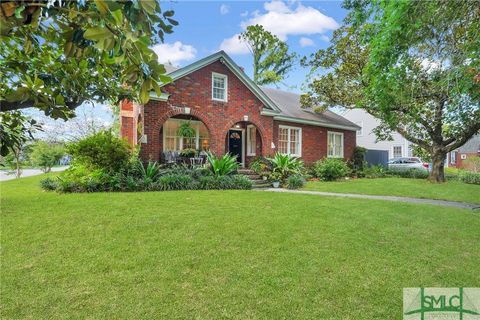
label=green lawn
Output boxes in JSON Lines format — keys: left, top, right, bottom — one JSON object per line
{"left": 304, "top": 177, "right": 480, "bottom": 204}
{"left": 1, "top": 175, "right": 479, "bottom": 319}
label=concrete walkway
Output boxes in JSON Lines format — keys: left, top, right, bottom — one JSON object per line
{"left": 0, "top": 166, "right": 68, "bottom": 182}
{"left": 263, "top": 188, "right": 480, "bottom": 210}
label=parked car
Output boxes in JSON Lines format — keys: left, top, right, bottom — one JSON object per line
{"left": 388, "top": 157, "right": 429, "bottom": 172}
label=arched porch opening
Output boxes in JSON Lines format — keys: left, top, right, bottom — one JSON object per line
{"left": 225, "top": 121, "right": 263, "bottom": 167}
{"left": 159, "top": 114, "right": 211, "bottom": 163}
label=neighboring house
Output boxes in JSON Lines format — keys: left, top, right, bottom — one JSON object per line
{"left": 447, "top": 134, "right": 480, "bottom": 170}
{"left": 120, "top": 51, "right": 359, "bottom": 166}
{"left": 342, "top": 109, "right": 413, "bottom": 159}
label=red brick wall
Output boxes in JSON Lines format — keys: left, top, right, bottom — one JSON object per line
{"left": 134, "top": 60, "right": 356, "bottom": 164}
{"left": 141, "top": 60, "right": 274, "bottom": 161}
{"left": 273, "top": 121, "right": 356, "bottom": 164}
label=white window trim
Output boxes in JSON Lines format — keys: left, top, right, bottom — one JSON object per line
{"left": 162, "top": 118, "right": 209, "bottom": 151}
{"left": 211, "top": 72, "right": 228, "bottom": 102}
{"left": 246, "top": 125, "right": 256, "bottom": 156}
{"left": 327, "top": 131, "right": 344, "bottom": 158}
{"left": 392, "top": 145, "right": 403, "bottom": 158}
{"left": 279, "top": 125, "right": 302, "bottom": 157}
{"left": 356, "top": 121, "right": 363, "bottom": 136}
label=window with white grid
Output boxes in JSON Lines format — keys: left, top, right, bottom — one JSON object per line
{"left": 212, "top": 73, "right": 227, "bottom": 101}
{"left": 247, "top": 125, "right": 256, "bottom": 156}
{"left": 163, "top": 119, "right": 210, "bottom": 152}
{"left": 278, "top": 126, "right": 302, "bottom": 157}
{"left": 327, "top": 131, "right": 344, "bottom": 158}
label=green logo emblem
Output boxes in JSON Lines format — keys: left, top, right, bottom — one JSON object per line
{"left": 403, "top": 288, "right": 480, "bottom": 320}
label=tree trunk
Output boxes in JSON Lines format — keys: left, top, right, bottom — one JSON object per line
{"left": 429, "top": 150, "right": 446, "bottom": 183}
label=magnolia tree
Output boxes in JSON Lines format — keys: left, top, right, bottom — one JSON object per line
{"left": 302, "top": 0, "right": 480, "bottom": 182}
{"left": 0, "top": 0, "right": 177, "bottom": 155}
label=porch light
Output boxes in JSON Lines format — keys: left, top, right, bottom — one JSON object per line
{"left": 243, "top": 115, "right": 249, "bottom": 121}
{"left": 235, "top": 124, "right": 241, "bottom": 128}
{"left": 184, "top": 107, "right": 191, "bottom": 114}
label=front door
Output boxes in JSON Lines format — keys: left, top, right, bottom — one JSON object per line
{"left": 228, "top": 129, "right": 243, "bottom": 164}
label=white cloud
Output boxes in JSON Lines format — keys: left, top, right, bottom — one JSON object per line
{"left": 220, "top": 4, "right": 230, "bottom": 15}
{"left": 151, "top": 41, "right": 197, "bottom": 65}
{"left": 299, "top": 37, "right": 314, "bottom": 47}
{"left": 240, "top": 10, "right": 249, "bottom": 17}
{"left": 240, "top": 0, "right": 338, "bottom": 40}
{"left": 264, "top": 0, "right": 291, "bottom": 13}
{"left": 219, "top": 0, "right": 338, "bottom": 55}
{"left": 219, "top": 34, "right": 250, "bottom": 55}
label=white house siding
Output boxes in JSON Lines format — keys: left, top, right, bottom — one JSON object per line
{"left": 342, "top": 109, "right": 412, "bottom": 159}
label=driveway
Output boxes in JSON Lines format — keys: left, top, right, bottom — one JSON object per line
{"left": 0, "top": 166, "right": 68, "bottom": 182}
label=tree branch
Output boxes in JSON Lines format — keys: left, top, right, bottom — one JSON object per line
{"left": 0, "top": 99, "right": 83, "bottom": 112}
{"left": 445, "top": 123, "right": 480, "bottom": 152}
{"left": 396, "top": 126, "right": 431, "bottom": 150}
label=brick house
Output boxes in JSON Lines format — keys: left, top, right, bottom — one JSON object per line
{"left": 120, "top": 51, "right": 359, "bottom": 166}
{"left": 447, "top": 134, "right": 480, "bottom": 170}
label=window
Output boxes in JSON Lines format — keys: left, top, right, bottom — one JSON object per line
{"left": 278, "top": 126, "right": 302, "bottom": 156}
{"left": 355, "top": 121, "right": 363, "bottom": 136}
{"left": 212, "top": 73, "right": 227, "bottom": 101}
{"left": 393, "top": 145, "right": 403, "bottom": 158}
{"left": 247, "top": 125, "right": 256, "bottom": 156}
{"left": 163, "top": 119, "right": 210, "bottom": 152}
{"left": 450, "top": 151, "right": 456, "bottom": 165}
{"left": 327, "top": 131, "right": 344, "bottom": 158}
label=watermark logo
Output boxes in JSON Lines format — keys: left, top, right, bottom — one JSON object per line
{"left": 404, "top": 288, "right": 480, "bottom": 319}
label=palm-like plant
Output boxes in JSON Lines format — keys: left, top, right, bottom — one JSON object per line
{"left": 267, "top": 152, "right": 303, "bottom": 182}
{"left": 206, "top": 152, "right": 239, "bottom": 177}
{"left": 135, "top": 160, "right": 161, "bottom": 180}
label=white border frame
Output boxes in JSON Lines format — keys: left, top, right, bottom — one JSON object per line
{"left": 212, "top": 72, "right": 228, "bottom": 102}
{"left": 327, "top": 131, "right": 344, "bottom": 158}
{"left": 278, "top": 125, "right": 302, "bottom": 157}
{"left": 162, "top": 118, "right": 208, "bottom": 152}
{"left": 246, "top": 124, "right": 256, "bottom": 156}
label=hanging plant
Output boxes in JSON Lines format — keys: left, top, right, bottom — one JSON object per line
{"left": 177, "top": 121, "right": 196, "bottom": 138}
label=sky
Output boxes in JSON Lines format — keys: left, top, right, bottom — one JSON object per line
{"left": 28, "top": 0, "right": 348, "bottom": 140}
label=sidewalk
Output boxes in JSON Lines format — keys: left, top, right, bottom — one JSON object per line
{"left": 262, "top": 188, "right": 480, "bottom": 210}
{"left": 0, "top": 166, "right": 68, "bottom": 182}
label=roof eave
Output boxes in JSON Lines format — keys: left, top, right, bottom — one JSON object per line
{"left": 264, "top": 113, "right": 360, "bottom": 131}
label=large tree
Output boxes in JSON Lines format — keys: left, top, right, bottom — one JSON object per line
{"left": 302, "top": 0, "right": 480, "bottom": 182}
{"left": 239, "top": 25, "right": 296, "bottom": 86}
{"left": 0, "top": 0, "right": 177, "bottom": 155}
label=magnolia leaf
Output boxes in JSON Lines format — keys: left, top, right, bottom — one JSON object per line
{"left": 83, "top": 27, "right": 113, "bottom": 42}
{"left": 140, "top": 0, "right": 157, "bottom": 15}
{"left": 140, "top": 79, "right": 152, "bottom": 104}
{"left": 55, "top": 94, "right": 65, "bottom": 105}
{"left": 94, "top": 0, "right": 109, "bottom": 15}
{"left": 14, "top": 5, "right": 25, "bottom": 19}
{"left": 111, "top": 9, "right": 123, "bottom": 25}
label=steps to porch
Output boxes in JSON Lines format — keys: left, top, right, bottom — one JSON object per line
{"left": 237, "top": 169, "right": 271, "bottom": 189}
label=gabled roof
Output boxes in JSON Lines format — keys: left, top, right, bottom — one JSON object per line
{"left": 153, "top": 51, "right": 359, "bottom": 131}
{"left": 157, "top": 51, "right": 281, "bottom": 112}
{"left": 458, "top": 134, "right": 480, "bottom": 153}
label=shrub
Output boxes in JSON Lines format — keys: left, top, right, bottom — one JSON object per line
{"left": 40, "top": 177, "right": 58, "bottom": 191}
{"left": 267, "top": 153, "right": 303, "bottom": 182}
{"left": 388, "top": 168, "right": 429, "bottom": 179}
{"left": 313, "top": 158, "right": 351, "bottom": 181}
{"left": 249, "top": 156, "right": 271, "bottom": 174}
{"left": 155, "top": 174, "right": 194, "bottom": 191}
{"left": 206, "top": 152, "right": 239, "bottom": 176}
{"left": 179, "top": 148, "right": 197, "bottom": 157}
{"left": 459, "top": 171, "right": 480, "bottom": 185}
{"left": 67, "top": 130, "right": 131, "bottom": 172}
{"left": 351, "top": 147, "right": 367, "bottom": 173}
{"left": 362, "top": 165, "right": 389, "bottom": 178}
{"left": 286, "top": 174, "right": 305, "bottom": 189}
{"left": 197, "top": 175, "right": 252, "bottom": 190}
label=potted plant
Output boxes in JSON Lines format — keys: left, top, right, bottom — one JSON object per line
{"left": 177, "top": 121, "right": 196, "bottom": 146}
{"left": 269, "top": 171, "right": 282, "bottom": 188}
{"left": 260, "top": 171, "right": 269, "bottom": 181}
{"left": 180, "top": 148, "right": 197, "bottom": 158}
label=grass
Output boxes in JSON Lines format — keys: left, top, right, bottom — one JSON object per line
{"left": 304, "top": 177, "right": 480, "bottom": 204}
{"left": 1, "top": 175, "right": 479, "bottom": 319}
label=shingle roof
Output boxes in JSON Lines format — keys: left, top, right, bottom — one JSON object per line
{"left": 158, "top": 51, "right": 359, "bottom": 131}
{"left": 458, "top": 134, "right": 480, "bottom": 153}
{"left": 260, "top": 87, "right": 361, "bottom": 130}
